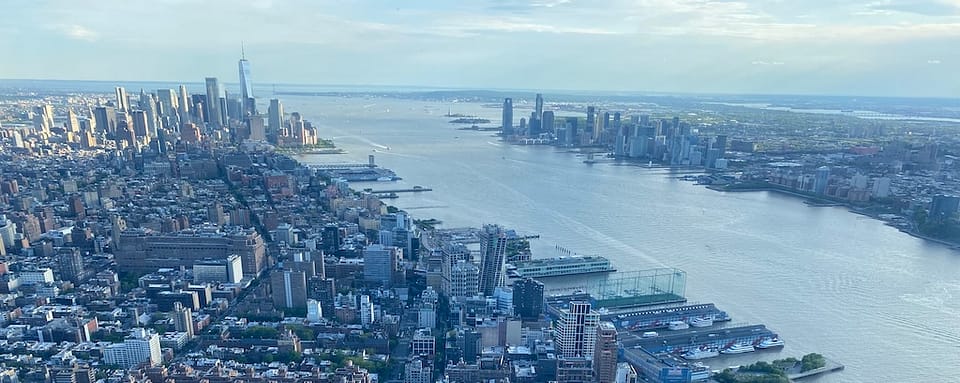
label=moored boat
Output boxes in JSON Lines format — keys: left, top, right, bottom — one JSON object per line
{"left": 757, "top": 337, "right": 785, "bottom": 349}
{"left": 720, "top": 343, "right": 755, "bottom": 354}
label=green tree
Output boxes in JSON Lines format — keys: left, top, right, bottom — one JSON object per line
{"left": 801, "top": 353, "right": 826, "bottom": 372}
{"left": 238, "top": 326, "right": 280, "bottom": 339}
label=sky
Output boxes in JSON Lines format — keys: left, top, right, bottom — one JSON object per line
{"left": 1, "top": 0, "right": 959, "bottom": 97}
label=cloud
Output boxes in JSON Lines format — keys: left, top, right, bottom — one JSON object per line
{"left": 927, "top": 59, "right": 942, "bottom": 63}
{"left": 752, "top": 60, "right": 786, "bottom": 65}
{"left": 864, "top": 0, "right": 960, "bottom": 16}
{"left": 52, "top": 24, "right": 99, "bottom": 41}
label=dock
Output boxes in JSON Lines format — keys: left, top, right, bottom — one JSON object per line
{"left": 612, "top": 302, "right": 731, "bottom": 326}
{"left": 620, "top": 324, "right": 778, "bottom": 354}
{"left": 787, "top": 358, "right": 845, "bottom": 381}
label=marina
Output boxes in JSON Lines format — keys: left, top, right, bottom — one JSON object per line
{"left": 621, "top": 324, "right": 780, "bottom": 355}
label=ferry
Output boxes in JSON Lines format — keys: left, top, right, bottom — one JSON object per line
{"left": 507, "top": 255, "right": 616, "bottom": 278}
{"left": 720, "top": 343, "right": 755, "bottom": 354}
{"left": 756, "top": 337, "right": 785, "bottom": 349}
{"left": 668, "top": 321, "right": 690, "bottom": 330}
{"left": 689, "top": 316, "right": 714, "bottom": 328}
{"left": 683, "top": 348, "right": 719, "bottom": 360}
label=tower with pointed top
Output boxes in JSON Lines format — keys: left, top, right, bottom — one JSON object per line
{"left": 238, "top": 44, "right": 255, "bottom": 116}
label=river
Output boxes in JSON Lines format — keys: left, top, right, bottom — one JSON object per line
{"left": 286, "top": 95, "right": 960, "bottom": 382}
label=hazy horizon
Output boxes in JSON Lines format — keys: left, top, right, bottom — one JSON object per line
{"left": 3, "top": 0, "right": 960, "bottom": 98}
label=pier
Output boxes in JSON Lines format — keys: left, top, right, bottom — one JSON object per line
{"left": 787, "top": 358, "right": 845, "bottom": 380}
{"left": 366, "top": 187, "right": 433, "bottom": 193}
{"left": 620, "top": 324, "right": 778, "bottom": 354}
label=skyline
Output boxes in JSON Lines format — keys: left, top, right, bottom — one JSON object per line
{"left": 2, "top": 0, "right": 960, "bottom": 97}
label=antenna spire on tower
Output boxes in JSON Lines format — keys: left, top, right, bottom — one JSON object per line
{"left": 241, "top": 41, "right": 245, "bottom": 59}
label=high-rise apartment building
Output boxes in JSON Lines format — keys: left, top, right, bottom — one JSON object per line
{"left": 478, "top": 224, "right": 507, "bottom": 296}
{"left": 513, "top": 277, "right": 544, "bottom": 320}
{"left": 57, "top": 247, "right": 84, "bottom": 283}
{"left": 594, "top": 322, "right": 619, "bottom": 383}
{"left": 555, "top": 301, "right": 599, "bottom": 359}
{"left": 102, "top": 329, "right": 162, "bottom": 369}
{"left": 449, "top": 260, "right": 479, "bottom": 298}
{"left": 172, "top": 302, "right": 194, "bottom": 337}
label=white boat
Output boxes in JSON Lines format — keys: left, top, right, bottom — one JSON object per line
{"left": 720, "top": 343, "right": 756, "bottom": 354}
{"left": 683, "top": 348, "right": 719, "bottom": 360}
{"left": 757, "top": 338, "right": 785, "bottom": 349}
{"left": 668, "top": 321, "right": 690, "bottom": 330}
{"left": 510, "top": 255, "right": 615, "bottom": 278}
{"left": 689, "top": 316, "right": 713, "bottom": 328}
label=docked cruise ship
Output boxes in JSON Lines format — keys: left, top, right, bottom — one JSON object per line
{"left": 507, "top": 255, "right": 616, "bottom": 278}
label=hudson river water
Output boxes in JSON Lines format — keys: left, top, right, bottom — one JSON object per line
{"left": 289, "top": 95, "right": 960, "bottom": 382}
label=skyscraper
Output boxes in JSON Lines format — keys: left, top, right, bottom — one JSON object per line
{"left": 594, "top": 322, "right": 618, "bottom": 383}
{"left": 501, "top": 98, "right": 513, "bottom": 138}
{"left": 535, "top": 93, "right": 544, "bottom": 121}
{"left": 478, "top": 224, "right": 507, "bottom": 296}
{"left": 555, "top": 301, "right": 599, "bottom": 359}
{"left": 513, "top": 277, "right": 544, "bottom": 320}
{"left": 156, "top": 89, "right": 178, "bottom": 119}
{"left": 268, "top": 98, "right": 284, "bottom": 133}
{"left": 139, "top": 90, "right": 158, "bottom": 137}
{"left": 204, "top": 77, "right": 223, "bottom": 128}
{"left": 178, "top": 85, "right": 191, "bottom": 122}
{"left": 238, "top": 52, "right": 255, "bottom": 116}
{"left": 541, "top": 110, "right": 555, "bottom": 135}
{"left": 115, "top": 87, "right": 130, "bottom": 112}
{"left": 65, "top": 108, "right": 80, "bottom": 133}
{"left": 33, "top": 105, "right": 54, "bottom": 133}
{"left": 93, "top": 106, "right": 117, "bottom": 135}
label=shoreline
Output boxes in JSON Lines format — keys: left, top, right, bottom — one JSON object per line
{"left": 706, "top": 183, "right": 960, "bottom": 250}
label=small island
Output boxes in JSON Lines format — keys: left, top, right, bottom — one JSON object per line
{"left": 449, "top": 117, "right": 491, "bottom": 124}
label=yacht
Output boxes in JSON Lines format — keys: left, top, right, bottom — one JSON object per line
{"left": 720, "top": 343, "right": 756, "bottom": 354}
{"left": 689, "top": 316, "right": 713, "bottom": 328}
{"left": 668, "top": 321, "right": 690, "bottom": 330}
{"left": 757, "top": 337, "right": 785, "bottom": 349}
{"left": 683, "top": 348, "right": 719, "bottom": 360}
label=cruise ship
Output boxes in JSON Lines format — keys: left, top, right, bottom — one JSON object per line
{"left": 507, "top": 255, "right": 616, "bottom": 278}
